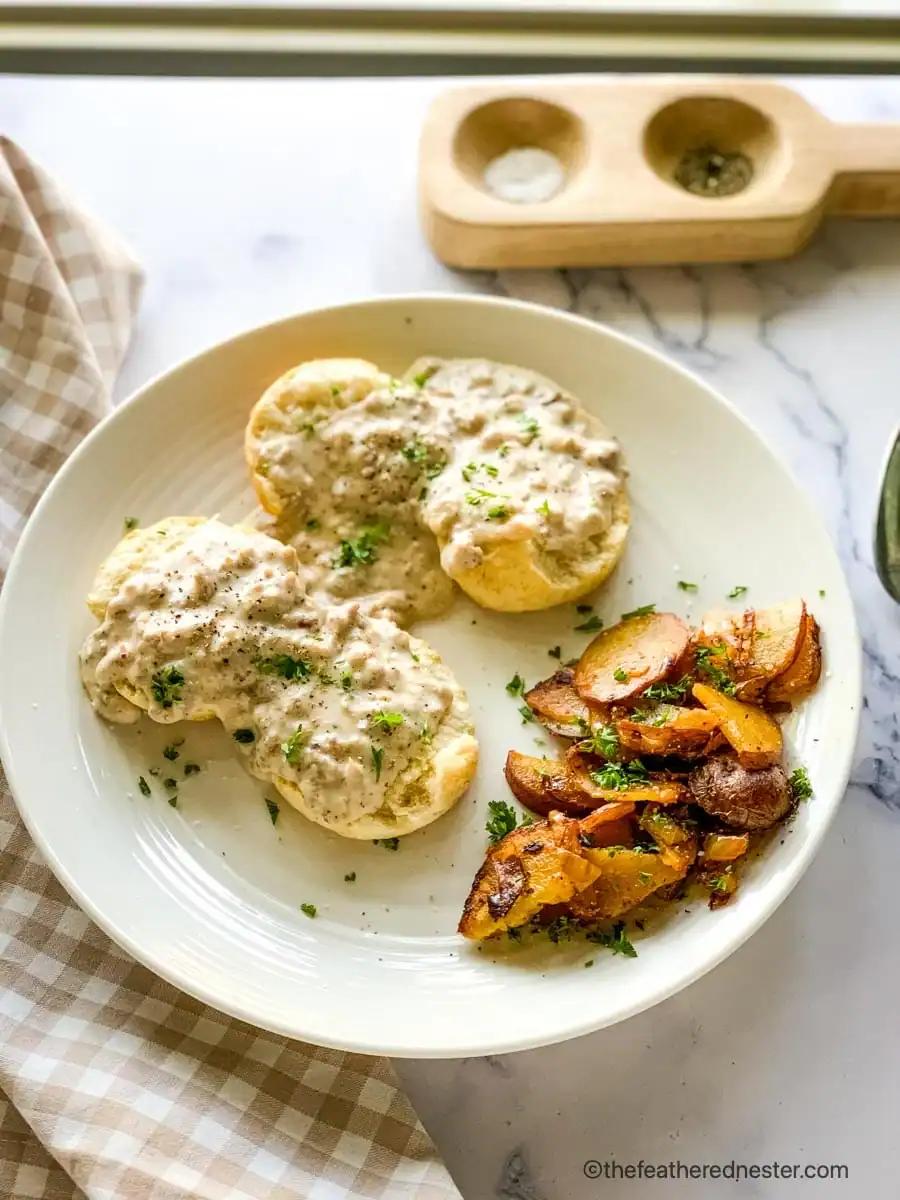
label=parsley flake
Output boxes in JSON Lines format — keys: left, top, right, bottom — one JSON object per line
{"left": 369, "top": 711, "right": 404, "bottom": 734}
{"left": 138, "top": 776, "right": 151, "bottom": 797}
{"left": 335, "top": 520, "right": 391, "bottom": 569}
{"left": 694, "top": 645, "right": 736, "bottom": 695}
{"left": 548, "top": 646, "right": 562, "bottom": 659}
{"left": 789, "top": 766, "right": 813, "bottom": 804}
{"left": 184, "top": 763, "right": 201, "bottom": 777}
{"left": 344, "top": 872, "right": 357, "bottom": 883}
{"left": 677, "top": 581, "right": 698, "bottom": 592}
{"left": 590, "top": 759, "right": 649, "bottom": 791}
{"left": 519, "top": 705, "right": 535, "bottom": 724}
{"left": 371, "top": 745, "right": 384, "bottom": 781}
{"left": 613, "top": 666, "right": 629, "bottom": 683}
{"left": 621, "top": 604, "right": 656, "bottom": 621}
{"left": 486, "top": 505, "right": 509, "bottom": 521}
{"left": 506, "top": 674, "right": 526, "bottom": 697}
{"left": 281, "top": 726, "right": 307, "bottom": 764}
{"left": 301, "top": 903, "right": 317, "bottom": 918}
{"left": 258, "top": 654, "right": 312, "bottom": 680}
{"left": 536, "top": 499, "right": 551, "bottom": 516}
{"left": 727, "top": 585, "right": 748, "bottom": 600}
{"left": 150, "top": 665, "right": 184, "bottom": 709}
{"left": 266, "top": 798, "right": 280, "bottom": 825}
{"left": 123, "top": 516, "right": 139, "bottom": 532}
{"left": 586, "top": 922, "right": 637, "bottom": 957}
{"left": 575, "top": 615, "right": 604, "bottom": 633}
{"left": 588, "top": 724, "right": 619, "bottom": 760}
{"left": 375, "top": 836, "right": 400, "bottom": 851}
{"left": 163, "top": 744, "right": 179, "bottom": 761}
{"left": 485, "top": 800, "right": 519, "bottom": 844}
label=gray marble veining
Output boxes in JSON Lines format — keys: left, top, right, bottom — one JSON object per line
{"left": 3, "top": 71, "right": 898, "bottom": 1199}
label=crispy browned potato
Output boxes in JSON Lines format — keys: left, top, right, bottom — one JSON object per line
{"left": 616, "top": 708, "right": 721, "bottom": 758}
{"left": 458, "top": 815, "right": 601, "bottom": 940}
{"left": 504, "top": 751, "right": 594, "bottom": 817}
{"left": 702, "top": 863, "right": 739, "bottom": 908}
{"left": 766, "top": 612, "right": 822, "bottom": 703}
{"left": 698, "top": 601, "right": 806, "bottom": 699}
{"left": 692, "top": 682, "right": 782, "bottom": 768}
{"left": 570, "top": 812, "right": 698, "bottom": 922}
{"left": 702, "top": 831, "right": 750, "bottom": 862}
{"left": 574, "top": 613, "right": 691, "bottom": 705}
{"left": 523, "top": 669, "right": 592, "bottom": 737}
{"left": 579, "top": 805, "right": 637, "bottom": 844}
{"left": 689, "top": 755, "right": 791, "bottom": 830}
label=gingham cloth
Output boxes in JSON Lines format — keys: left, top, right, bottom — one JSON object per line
{"left": 0, "top": 138, "right": 459, "bottom": 1200}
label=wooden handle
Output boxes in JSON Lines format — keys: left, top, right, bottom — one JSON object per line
{"left": 828, "top": 122, "right": 900, "bottom": 216}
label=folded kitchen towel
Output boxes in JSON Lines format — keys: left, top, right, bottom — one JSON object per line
{"left": 0, "top": 137, "right": 458, "bottom": 1200}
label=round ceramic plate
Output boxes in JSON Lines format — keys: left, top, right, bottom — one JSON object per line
{"left": 0, "top": 295, "right": 860, "bottom": 1058}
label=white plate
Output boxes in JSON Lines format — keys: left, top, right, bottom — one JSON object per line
{"left": 0, "top": 295, "right": 861, "bottom": 1058}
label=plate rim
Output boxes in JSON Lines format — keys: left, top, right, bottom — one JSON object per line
{"left": 0, "top": 292, "right": 863, "bottom": 1057}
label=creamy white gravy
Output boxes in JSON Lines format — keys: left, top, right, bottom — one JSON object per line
{"left": 80, "top": 521, "right": 461, "bottom": 831}
{"left": 255, "top": 358, "right": 625, "bottom": 621}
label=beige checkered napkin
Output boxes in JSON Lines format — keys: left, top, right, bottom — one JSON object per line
{"left": 0, "top": 139, "right": 459, "bottom": 1200}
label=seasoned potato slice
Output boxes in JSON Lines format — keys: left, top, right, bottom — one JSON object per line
{"left": 615, "top": 708, "right": 720, "bottom": 758}
{"left": 504, "top": 751, "right": 594, "bottom": 817}
{"left": 766, "top": 612, "right": 822, "bottom": 702}
{"left": 698, "top": 601, "right": 806, "bottom": 699}
{"left": 692, "top": 682, "right": 782, "bottom": 768}
{"left": 702, "top": 832, "right": 750, "bottom": 862}
{"left": 690, "top": 755, "right": 791, "bottom": 830}
{"left": 523, "top": 669, "right": 591, "bottom": 737}
{"left": 575, "top": 613, "right": 691, "bottom": 705}
{"left": 458, "top": 816, "right": 601, "bottom": 939}
{"left": 580, "top": 804, "right": 638, "bottom": 841}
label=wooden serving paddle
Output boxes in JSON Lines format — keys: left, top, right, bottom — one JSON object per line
{"left": 419, "top": 78, "right": 900, "bottom": 269}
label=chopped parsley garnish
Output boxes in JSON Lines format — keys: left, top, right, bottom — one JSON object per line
{"left": 371, "top": 745, "right": 384, "bottom": 781}
{"left": 588, "top": 724, "right": 619, "bottom": 760}
{"left": 464, "top": 487, "right": 497, "bottom": 506}
{"left": 536, "top": 499, "right": 551, "bottom": 516}
{"left": 677, "top": 581, "right": 698, "bottom": 592}
{"left": 727, "top": 585, "right": 748, "bottom": 600}
{"left": 148, "top": 767, "right": 160, "bottom": 777}
{"left": 344, "top": 872, "right": 357, "bottom": 882}
{"left": 545, "top": 915, "right": 576, "bottom": 944}
{"left": 138, "top": 775, "right": 151, "bottom": 797}
{"left": 265, "top": 798, "right": 280, "bottom": 825}
{"left": 590, "top": 759, "right": 649, "bottom": 791}
{"left": 506, "top": 673, "right": 526, "bottom": 697}
{"left": 233, "top": 728, "right": 255, "bottom": 744}
{"left": 335, "top": 520, "right": 391, "bottom": 569}
{"left": 641, "top": 676, "right": 692, "bottom": 703}
{"left": 420, "top": 723, "right": 433, "bottom": 745}
{"left": 375, "top": 836, "right": 400, "bottom": 851}
{"left": 584, "top": 959, "right": 594, "bottom": 968}
{"left": 425, "top": 458, "right": 446, "bottom": 480}
{"left": 621, "top": 604, "right": 656, "bottom": 621}
{"left": 123, "top": 516, "right": 139, "bottom": 532}
{"left": 258, "top": 654, "right": 311, "bottom": 680}
{"left": 461, "top": 463, "right": 476, "bottom": 482}
{"left": 819, "top": 588, "right": 826, "bottom": 598}
{"left": 519, "top": 705, "right": 535, "bottom": 724}
{"left": 483, "top": 464, "right": 499, "bottom": 478}
{"left": 486, "top": 505, "right": 508, "bottom": 521}
{"left": 694, "top": 645, "right": 736, "bottom": 695}
{"left": 586, "top": 921, "right": 637, "bottom": 958}
{"left": 163, "top": 744, "right": 180, "bottom": 761}
{"left": 301, "top": 903, "right": 317, "bottom": 918}
{"left": 298, "top": 420, "right": 319, "bottom": 438}
{"left": 401, "top": 441, "right": 428, "bottom": 464}
{"left": 638, "top": 871, "right": 652, "bottom": 885}
{"left": 305, "top": 518, "right": 320, "bottom": 531}
{"left": 150, "top": 665, "right": 184, "bottom": 709}
{"left": 410, "top": 652, "right": 420, "bottom": 664}
{"left": 789, "top": 766, "right": 813, "bottom": 803}
{"left": 281, "top": 726, "right": 307, "bottom": 764}
{"left": 163, "top": 777, "right": 177, "bottom": 791}
{"left": 576, "top": 604, "right": 594, "bottom": 614}
{"left": 548, "top": 646, "right": 562, "bottom": 659}
{"left": 339, "top": 668, "right": 353, "bottom": 691}
{"left": 613, "top": 666, "right": 629, "bottom": 683}
{"left": 575, "top": 615, "right": 604, "bottom": 633}
{"left": 498, "top": 445, "right": 510, "bottom": 459}
{"left": 485, "top": 800, "right": 520, "bottom": 844}
{"left": 167, "top": 795, "right": 178, "bottom": 808}
{"left": 184, "top": 763, "right": 201, "bottom": 776}
{"left": 330, "top": 384, "right": 341, "bottom": 397}
{"left": 412, "top": 369, "right": 434, "bottom": 388}
{"left": 517, "top": 413, "right": 540, "bottom": 441}
{"left": 369, "top": 711, "right": 404, "bottom": 734}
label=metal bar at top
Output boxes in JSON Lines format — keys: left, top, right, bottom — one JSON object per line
{"left": 5, "top": 6, "right": 900, "bottom": 75}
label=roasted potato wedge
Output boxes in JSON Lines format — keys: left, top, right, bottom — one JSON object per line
{"left": 692, "top": 682, "right": 782, "bottom": 768}
{"left": 523, "top": 669, "right": 591, "bottom": 737}
{"left": 579, "top": 805, "right": 637, "bottom": 843}
{"left": 615, "top": 708, "right": 721, "bottom": 758}
{"left": 702, "top": 831, "right": 750, "bottom": 862}
{"left": 697, "top": 601, "right": 806, "bottom": 699}
{"left": 458, "top": 815, "right": 601, "bottom": 939}
{"left": 574, "top": 613, "right": 691, "bottom": 705}
{"left": 689, "top": 755, "right": 791, "bottom": 830}
{"left": 504, "top": 751, "right": 594, "bottom": 817}
{"left": 766, "top": 612, "right": 822, "bottom": 703}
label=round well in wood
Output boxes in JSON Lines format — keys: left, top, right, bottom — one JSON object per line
{"left": 643, "top": 96, "right": 781, "bottom": 199}
{"left": 453, "top": 97, "right": 584, "bottom": 200}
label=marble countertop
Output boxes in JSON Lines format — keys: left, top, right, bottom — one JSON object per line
{"left": 4, "top": 71, "right": 899, "bottom": 1199}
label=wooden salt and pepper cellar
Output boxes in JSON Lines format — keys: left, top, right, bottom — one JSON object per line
{"left": 418, "top": 78, "right": 900, "bottom": 268}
